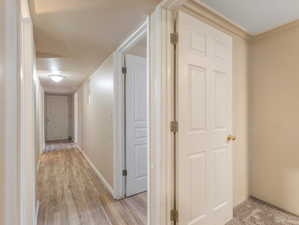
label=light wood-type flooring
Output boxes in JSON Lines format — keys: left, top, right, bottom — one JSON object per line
{"left": 37, "top": 145, "right": 147, "bottom": 225}
{"left": 38, "top": 144, "right": 299, "bottom": 225}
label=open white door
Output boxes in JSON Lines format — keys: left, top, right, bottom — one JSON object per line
{"left": 125, "top": 54, "right": 148, "bottom": 197}
{"left": 46, "top": 95, "right": 69, "bottom": 141}
{"left": 176, "top": 11, "right": 233, "bottom": 225}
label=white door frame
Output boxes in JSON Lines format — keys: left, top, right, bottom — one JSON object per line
{"left": 20, "top": 3, "right": 37, "bottom": 225}
{"left": 156, "top": 2, "right": 241, "bottom": 225}
{"left": 113, "top": 20, "right": 148, "bottom": 201}
{"left": 113, "top": 2, "right": 185, "bottom": 225}
{"left": 112, "top": 1, "right": 235, "bottom": 225}
{"left": 147, "top": 1, "right": 235, "bottom": 225}
{"left": 147, "top": 1, "right": 188, "bottom": 225}
{"left": 45, "top": 93, "right": 73, "bottom": 142}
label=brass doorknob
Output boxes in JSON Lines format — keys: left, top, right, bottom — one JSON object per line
{"left": 227, "top": 135, "right": 236, "bottom": 142}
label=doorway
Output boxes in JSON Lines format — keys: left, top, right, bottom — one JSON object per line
{"left": 113, "top": 22, "right": 150, "bottom": 223}
{"left": 174, "top": 11, "right": 233, "bottom": 225}
{"left": 45, "top": 94, "right": 74, "bottom": 143}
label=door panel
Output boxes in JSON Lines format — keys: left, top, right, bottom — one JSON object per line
{"left": 46, "top": 95, "right": 69, "bottom": 141}
{"left": 125, "top": 54, "right": 148, "bottom": 196}
{"left": 177, "top": 11, "right": 232, "bottom": 225}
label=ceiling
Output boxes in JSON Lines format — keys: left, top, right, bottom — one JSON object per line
{"left": 30, "top": 0, "right": 160, "bottom": 93}
{"left": 200, "top": 0, "right": 299, "bottom": 34}
{"left": 31, "top": 0, "right": 299, "bottom": 93}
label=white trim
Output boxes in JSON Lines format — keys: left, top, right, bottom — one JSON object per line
{"left": 35, "top": 201, "right": 40, "bottom": 225}
{"left": 46, "top": 138, "right": 70, "bottom": 142}
{"left": 115, "top": 22, "right": 148, "bottom": 53}
{"left": 159, "top": 0, "right": 249, "bottom": 34}
{"left": 149, "top": 8, "right": 164, "bottom": 225}
{"left": 20, "top": 5, "right": 37, "bottom": 225}
{"left": 37, "top": 158, "right": 41, "bottom": 172}
{"left": 192, "top": 0, "right": 249, "bottom": 33}
{"left": 113, "top": 21, "right": 148, "bottom": 200}
{"left": 112, "top": 2, "right": 183, "bottom": 224}
{"left": 77, "top": 147, "right": 114, "bottom": 196}
{"left": 149, "top": 2, "right": 241, "bottom": 225}
{"left": 148, "top": 7, "right": 177, "bottom": 225}
{"left": 158, "top": 0, "right": 186, "bottom": 9}
{"left": 145, "top": 17, "right": 151, "bottom": 225}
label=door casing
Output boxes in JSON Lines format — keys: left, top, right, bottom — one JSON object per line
{"left": 152, "top": 1, "right": 240, "bottom": 225}
{"left": 113, "top": 1, "right": 238, "bottom": 225}
{"left": 113, "top": 21, "right": 149, "bottom": 200}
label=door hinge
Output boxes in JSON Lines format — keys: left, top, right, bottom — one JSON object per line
{"left": 170, "top": 32, "right": 178, "bottom": 45}
{"left": 170, "top": 121, "right": 178, "bottom": 133}
{"left": 122, "top": 66, "right": 127, "bottom": 75}
{"left": 122, "top": 169, "right": 128, "bottom": 176}
{"left": 170, "top": 209, "right": 178, "bottom": 222}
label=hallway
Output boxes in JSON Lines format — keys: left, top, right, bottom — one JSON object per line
{"left": 37, "top": 145, "right": 147, "bottom": 225}
{"left": 37, "top": 145, "right": 299, "bottom": 225}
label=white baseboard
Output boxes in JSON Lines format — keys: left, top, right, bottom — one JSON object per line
{"left": 76, "top": 146, "right": 114, "bottom": 196}
{"left": 46, "top": 138, "right": 69, "bottom": 142}
{"left": 35, "top": 200, "right": 40, "bottom": 225}
{"left": 37, "top": 152, "right": 42, "bottom": 171}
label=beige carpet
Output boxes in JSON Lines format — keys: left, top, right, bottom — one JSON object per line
{"left": 227, "top": 198, "right": 299, "bottom": 225}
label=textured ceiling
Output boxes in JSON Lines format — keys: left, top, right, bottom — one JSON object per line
{"left": 30, "top": 0, "right": 160, "bottom": 93}
{"left": 200, "top": 0, "right": 299, "bottom": 34}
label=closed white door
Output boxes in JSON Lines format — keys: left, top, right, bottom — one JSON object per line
{"left": 125, "top": 54, "right": 148, "bottom": 197}
{"left": 46, "top": 95, "right": 69, "bottom": 141}
{"left": 176, "top": 11, "right": 233, "bottom": 225}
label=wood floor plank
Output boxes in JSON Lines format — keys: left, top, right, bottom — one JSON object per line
{"left": 37, "top": 145, "right": 147, "bottom": 225}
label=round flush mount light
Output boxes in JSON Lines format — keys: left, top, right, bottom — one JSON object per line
{"left": 49, "top": 74, "right": 65, "bottom": 82}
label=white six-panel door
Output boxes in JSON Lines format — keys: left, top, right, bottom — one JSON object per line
{"left": 125, "top": 54, "right": 148, "bottom": 196}
{"left": 176, "top": 11, "right": 233, "bottom": 225}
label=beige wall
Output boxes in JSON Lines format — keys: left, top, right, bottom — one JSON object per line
{"left": 76, "top": 91, "right": 83, "bottom": 147}
{"left": 77, "top": 55, "right": 114, "bottom": 187}
{"left": 0, "top": 0, "right": 19, "bottom": 224}
{"left": 249, "top": 24, "right": 299, "bottom": 215}
{"left": 182, "top": 6, "right": 250, "bottom": 206}
{"left": 232, "top": 36, "right": 249, "bottom": 206}
{"left": 0, "top": 0, "right": 5, "bottom": 223}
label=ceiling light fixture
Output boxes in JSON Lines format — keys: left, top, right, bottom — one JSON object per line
{"left": 49, "top": 74, "right": 64, "bottom": 83}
